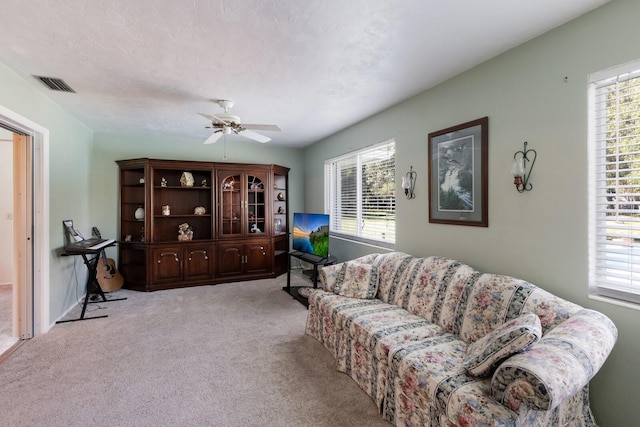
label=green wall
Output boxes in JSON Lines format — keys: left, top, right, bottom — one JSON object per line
{"left": 0, "top": 63, "right": 94, "bottom": 326}
{"left": 303, "top": 0, "right": 639, "bottom": 425}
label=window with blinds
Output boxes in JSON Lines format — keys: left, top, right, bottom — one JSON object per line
{"left": 589, "top": 60, "right": 640, "bottom": 305}
{"left": 325, "top": 140, "right": 396, "bottom": 248}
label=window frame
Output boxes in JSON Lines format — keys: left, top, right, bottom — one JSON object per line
{"left": 588, "top": 59, "right": 640, "bottom": 307}
{"left": 324, "top": 139, "right": 396, "bottom": 249}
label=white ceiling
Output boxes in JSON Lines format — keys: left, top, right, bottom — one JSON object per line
{"left": 0, "top": 0, "right": 609, "bottom": 147}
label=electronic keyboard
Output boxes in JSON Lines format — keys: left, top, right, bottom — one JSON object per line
{"left": 65, "top": 238, "right": 115, "bottom": 253}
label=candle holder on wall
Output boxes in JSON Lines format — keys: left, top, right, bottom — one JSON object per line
{"left": 401, "top": 166, "right": 417, "bottom": 199}
{"left": 511, "top": 141, "right": 537, "bottom": 193}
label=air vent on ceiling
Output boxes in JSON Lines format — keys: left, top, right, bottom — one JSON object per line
{"left": 33, "top": 76, "right": 76, "bottom": 93}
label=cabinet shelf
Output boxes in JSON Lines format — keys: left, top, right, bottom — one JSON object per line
{"left": 154, "top": 214, "right": 212, "bottom": 218}
{"left": 155, "top": 186, "right": 210, "bottom": 190}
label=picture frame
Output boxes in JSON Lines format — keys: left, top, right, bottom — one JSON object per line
{"left": 428, "top": 117, "right": 488, "bottom": 227}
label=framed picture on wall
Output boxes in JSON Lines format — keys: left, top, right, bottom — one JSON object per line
{"left": 428, "top": 117, "right": 488, "bottom": 227}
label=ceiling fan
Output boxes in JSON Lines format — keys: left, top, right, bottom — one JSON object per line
{"left": 199, "top": 100, "right": 281, "bottom": 144}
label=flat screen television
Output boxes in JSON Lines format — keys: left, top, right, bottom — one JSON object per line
{"left": 292, "top": 213, "right": 330, "bottom": 259}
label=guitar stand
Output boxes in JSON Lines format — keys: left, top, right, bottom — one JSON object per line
{"left": 57, "top": 252, "right": 127, "bottom": 324}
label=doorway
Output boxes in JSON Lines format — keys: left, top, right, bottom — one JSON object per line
{"left": 0, "top": 128, "right": 18, "bottom": 354}
{"left": 0, "top": 104, "right": 50, "bottom": 357}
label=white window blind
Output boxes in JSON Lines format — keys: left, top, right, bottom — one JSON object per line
{"left": 589, "top": 60, "right": 640, "bottom": 304}
{"left": 325, "top": 140, "right": 396, "bottom": 247}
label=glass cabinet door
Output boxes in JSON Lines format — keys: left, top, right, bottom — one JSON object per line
{"left": 219, "top": 173, "right": 242, "bottom": 237}
{"left": 247, "top": 174, "right": 266, "bottom": 235}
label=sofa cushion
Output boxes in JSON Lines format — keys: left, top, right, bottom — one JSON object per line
{"left": 319, "top": 253, "right": 382, "bottom": 292}
{"left": 319, "top": 263, "right": 344, "bottom": 292}
{"left": 373, "top": 252, "right": 414, "bottom": 303}
{"left": 333, "top": 261, "right": 380, "bottom": 299}
{"left": 457, "top": 273, "right": 538, "bottom": 343}
{"left": 463, "top": 312, "right": 541, "bottom": 377}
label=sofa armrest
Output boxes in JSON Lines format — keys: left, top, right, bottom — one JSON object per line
{"left": 490, "top": 309, "right": 617, "bottom": 412}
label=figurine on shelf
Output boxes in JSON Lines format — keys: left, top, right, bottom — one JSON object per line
{"left": 248, "top": 211, "right": 255, "bottom": 220}
{"left": 178, "top": 223, "right": 193, "bottom": 241}
{"left": 201, "top": 179, "right": 208, "bottom": 188}
{"left": 180, "top": 171, "right": 194, "bottom": 187}
{"left": 194, "top": 206, "right": 206, "bottom": 215}
{"left": 250, "top": 223, "right": 262, "bottom": 233}
{"left": 223, "top": 180, "right": 234, "bottom": 189}
{"left": 161, "top": 177, "right": 168, "bottom": 187}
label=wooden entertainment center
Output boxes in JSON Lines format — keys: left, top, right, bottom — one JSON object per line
{"left": 116, "top": 158, "right": 289, "bottom": 291}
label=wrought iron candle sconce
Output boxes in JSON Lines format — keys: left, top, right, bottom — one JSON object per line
{"left": 511, "top": 141, "right": 537, "bottom": 192}
{"left": 401, "top": 166, "right": 417, "bottom": 199}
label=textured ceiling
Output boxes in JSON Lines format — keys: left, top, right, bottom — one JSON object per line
{"left": 0, "top": 0, "right": 609, "bottom": 147}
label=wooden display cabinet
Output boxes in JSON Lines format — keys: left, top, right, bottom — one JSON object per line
{"left": 117, "top": 158, "right": 289, "bottom": 291}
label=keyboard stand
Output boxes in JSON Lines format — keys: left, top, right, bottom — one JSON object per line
{"left": 57, "top": 244, "right": 127, "bottom": 324}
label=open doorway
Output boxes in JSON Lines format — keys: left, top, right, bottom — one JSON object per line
{"left": 0, "top": 128, "right": 18, "bottom": 354}
{"left": 0, "top": 104, "right": 50, "bottom": 358}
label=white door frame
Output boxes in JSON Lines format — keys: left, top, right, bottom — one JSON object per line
{"left": 0, "top": 104, "right": 50, "bottom": 335}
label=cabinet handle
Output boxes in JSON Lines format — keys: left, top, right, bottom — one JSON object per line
{"left": 189, "top": 249, "right": 209, "bottom": 261}
{"left": 158, "top": 252, "right": 179, "bottom": 263}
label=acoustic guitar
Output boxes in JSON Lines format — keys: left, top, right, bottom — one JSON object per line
{"left": 91, "top": 227, "right": 124, "bottom": 292}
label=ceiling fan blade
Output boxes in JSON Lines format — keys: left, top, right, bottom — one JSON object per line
{"left": 241, "top": 124, "right": 281, "bottom": 132}
{"left": 238, "top": 129, "right": 271, "bottom": 143}
{"left": 203, "top": 131, "right": 223, "bottom": 144}
{"left": 198, "top": 112, "right": 229, "bottom": 126}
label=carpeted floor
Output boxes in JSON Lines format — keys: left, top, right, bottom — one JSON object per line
{"left": 0, "top": 284, "right": 18, "bottom": 354}
{"left": 0, "top": 275, "right": 389, "bottom": 427}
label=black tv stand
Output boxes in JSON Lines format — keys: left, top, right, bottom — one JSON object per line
{"left": 284, "top": 251, "right": 337, "bottom": 307}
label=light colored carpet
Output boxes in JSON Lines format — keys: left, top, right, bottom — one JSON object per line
{"left": 0, "top": 284, "right": 18, "bottom": 354}
{"left": 0, "top": 275, "right": 389, "bottom": 427}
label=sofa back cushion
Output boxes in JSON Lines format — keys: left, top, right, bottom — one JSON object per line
{"left": 373, "top": 252, "right": 414, "bottom": 303}
{"left": 332, "top": 262, "right": 379, "bottom": 299}
{"left": 437, "top": 264, "right": 481, "bottom": 333}
{"left": 522, "top": 287, "right": 581, "bottom": 334}
{"left": 405, "top": 256, "right": 462, "bottom": 321}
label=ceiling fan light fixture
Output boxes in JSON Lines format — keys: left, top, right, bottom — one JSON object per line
{"left": 199, "top": 99, "right": 280, "bottom": 145}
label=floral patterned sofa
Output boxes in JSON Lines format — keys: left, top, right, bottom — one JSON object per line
{"left": 305, "top": 252, "right": 617, "bottom": 426}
